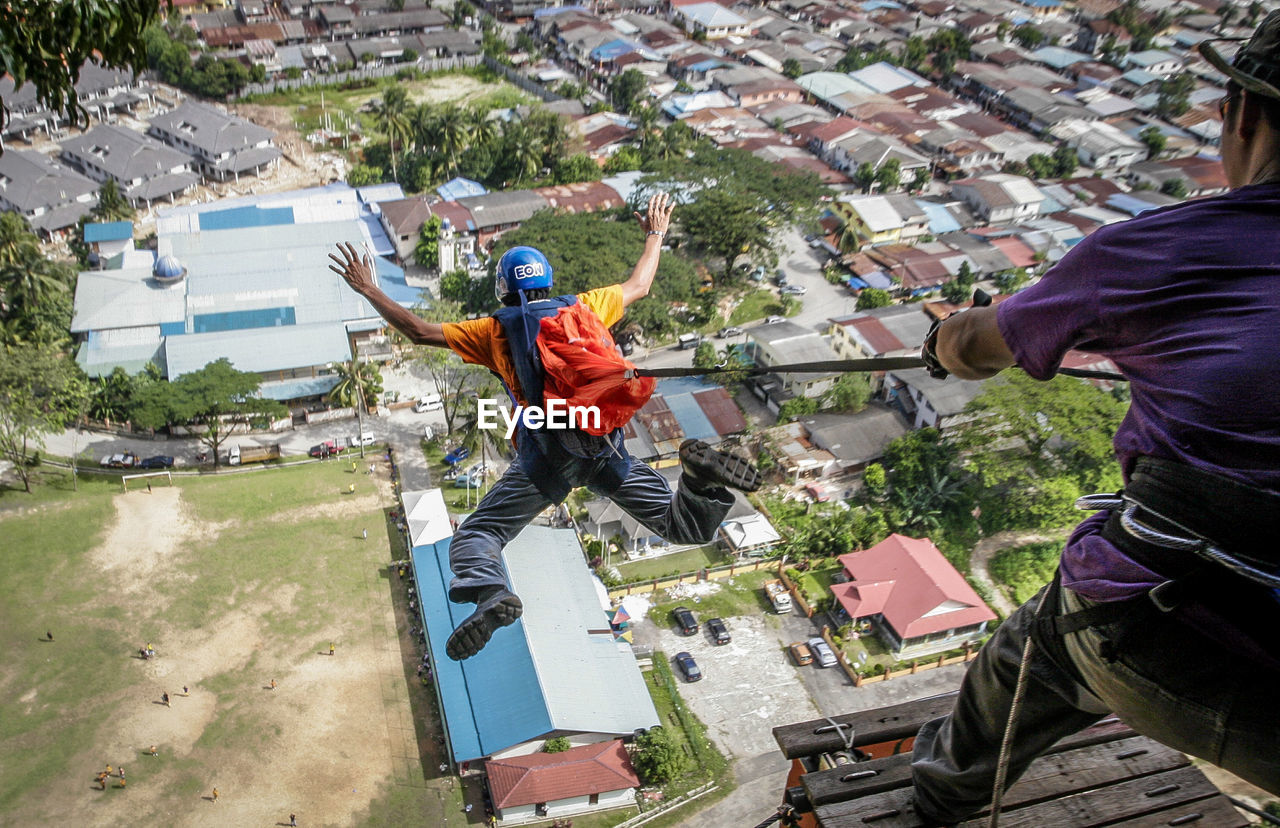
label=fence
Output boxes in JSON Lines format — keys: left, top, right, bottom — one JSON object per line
{"left": 821, "top": 622, "right": 979, "bottom": 688}
{"left": 777, "top": 566, "right": 815, "bottom": 618}
{"left": 617, "top": 781, "right": 718, "bottom": 828}
{"left": 481, "top": 55, "right": 564, "bottom": 103}
{"left": 607, "top": 558, "right": 776, "bottom": 600}
{"left": 236, "top": 55, "right": 483, "bottom": 99}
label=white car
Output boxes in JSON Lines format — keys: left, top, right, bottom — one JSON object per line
{"left": 349, "top": 433, "right": 376, "bottom": 447}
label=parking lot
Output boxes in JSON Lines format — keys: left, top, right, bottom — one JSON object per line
{"left": 655, "top": 613, "right": 820, "bottom": 761}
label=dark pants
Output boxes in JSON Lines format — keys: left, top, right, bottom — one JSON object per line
{"left": 911, "top": 578, "right": 1280, "bottom": 824}
{"left": 447, "top": 455, "right": 732, "bottom": 603}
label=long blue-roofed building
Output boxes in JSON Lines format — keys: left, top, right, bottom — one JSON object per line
{"left": 403, "top": 487, "right": 659, "bottom": 773}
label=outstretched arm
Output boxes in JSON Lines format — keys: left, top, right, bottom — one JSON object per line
{"left": 620, "top": 193, "right": 675, "bottom": 309}
{"left": 329, "top": 243, "right": 447, "bottom": 347}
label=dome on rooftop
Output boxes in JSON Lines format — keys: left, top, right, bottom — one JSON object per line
{"left": 153, "top": 254, "right": 187, "bottom": 284}
{"left": 441, "top": 217, "right": 452, "bottom": 231}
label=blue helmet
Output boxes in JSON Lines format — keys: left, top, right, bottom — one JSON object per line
{"left": 495, "top": 246, "right": 553, "bottom": 301}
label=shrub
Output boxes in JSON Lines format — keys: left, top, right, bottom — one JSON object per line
{"left": 544, "top": 736, "right": 571, "bottom": 753}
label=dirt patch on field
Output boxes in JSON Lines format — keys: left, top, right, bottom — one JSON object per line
{"left": 29, "top": 484, "right": 424, "bottom": 828}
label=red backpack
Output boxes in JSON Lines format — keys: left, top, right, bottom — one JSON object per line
{"left": 535, "top": 302, "right": 655, "bottom": 436}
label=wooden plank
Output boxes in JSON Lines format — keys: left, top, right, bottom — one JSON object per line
{"left": 813, "top": 736, "right": 1196, "bottom": 828}
{"left": 801, "top": 721, "right": 1137, "bottom": 809}
{"left": 1111, "top": 795, "right": 1249, "bottom": 827}
{"left": 773, "top": 692, "right": 959, "bottom": 759}
{"left": 957, "top": 766, "right": 1223, "bottom": 828}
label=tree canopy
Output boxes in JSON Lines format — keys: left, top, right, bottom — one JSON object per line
{"left": 0, "top": 342, "right": 87, "bottom": 492}
{"left": 1, "top": 0, "right": 165, "bottom": 132}
{"left": 491, "top": 209, "right": 701, "bottom": 337}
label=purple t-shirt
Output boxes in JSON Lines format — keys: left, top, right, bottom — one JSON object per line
{"left": 997, "top": 182, "right": 1280, "bottom": 601}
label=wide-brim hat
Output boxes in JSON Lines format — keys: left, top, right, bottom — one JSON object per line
{"left": 1199, "top": 10, "right": 1280, "bottom": 102}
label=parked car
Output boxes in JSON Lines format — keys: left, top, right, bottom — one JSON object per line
{"left": 789, "top": 641, "right": 814, "bottom": 666}
{"left": 99, "top": 451, "right": 140, "bottom": 469}
{"left": 671, "top": 606, "right": 699, "bottom": 636}
{"left": 138, "top": 455, "right": 174, "bottom": 469}
{"left": 675, "top": 651, "right": 702, "bottom": 682}
{"left": 763, "top": 315, "right": 786, "bottom": 324}
{"left": 717, "top": 326, "right": 743, "bottom": 338}
{"left": 444, "top": 446, "right": 471, "bottom": 466}
{"left": 750, "top": 265, "right": 767, "bottom": 282}
{"left": 414, "top": 393, "right": 443, "bottom": 413}
{"left": 676, "top": 332, "right": 702, "bottom": 350}
{"left": 454, "top": 474, "right": 483, "bottom": 488}
{"left": 349, "top": 432, "right": 376, "bottom": 447}
{"left": 707, "top": 617, "right": 731, "bottom": 645}
{"left": 807, "top": 636, "right": 838, "bottom": 668}
{"left": 781, "top": 285, "right": 808, "bottom": 296}
{"left": 774, "top": 269, "right": 788, "bottom": 286}
{"left": 308, "top": 441, "right": 341, "bottom": 458}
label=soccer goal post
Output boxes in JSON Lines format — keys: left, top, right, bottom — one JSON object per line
{"left": 121, "top": 471, "right": 173, "bottom": 493}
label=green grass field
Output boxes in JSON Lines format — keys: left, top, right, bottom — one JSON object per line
{"left": 0, "top": 462, "right": 455, "bottom": 825}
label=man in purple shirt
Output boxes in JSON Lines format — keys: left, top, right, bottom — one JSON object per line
{"left": 910, "top": 14, "right": 1280, "bottom": 824}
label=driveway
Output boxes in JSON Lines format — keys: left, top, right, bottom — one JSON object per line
{"left": 654, "top": 613, "right": 820, "bottom": 762}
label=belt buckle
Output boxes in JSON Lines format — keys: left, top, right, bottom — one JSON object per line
{"left": 1148, "top": 580, "right": 1182, "bottom": 612}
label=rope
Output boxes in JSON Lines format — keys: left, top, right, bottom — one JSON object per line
{"left": 987, "top": 589, "right": 1053, "bottom": 828}
{"left": 630, "top": 357, "right": 1126, "bottom": 382}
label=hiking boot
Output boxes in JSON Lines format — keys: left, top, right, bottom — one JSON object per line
{"left": 445, "top": 587, "right": 523, "bottom": 661}
{"left": 679, "top": 439, "right": 760, "bottom": 493}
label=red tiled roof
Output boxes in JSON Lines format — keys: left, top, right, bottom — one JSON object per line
{"left": 428, "top": 200, "right": 475, "bottom": 234}
{"left": 987, "top": 236, "right": 1037, "bottom": 268}
{"left": 807, "top": 116, "right": 865, "bottom": 145}
{"left": 579, "top": 122, "right": 635, "bottom": 152}
{"left": 834, "top": 534, "right": 996, "bottom": 639}
{"left": 486, "top": 740, "right": 640, "bottom": 809}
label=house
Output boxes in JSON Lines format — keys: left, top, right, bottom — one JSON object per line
{"left": 744, "top": 321, "right": 843, "bottom": 402}
{"left": 59, "top": 125, "right": 199, "bottom": 209}
{"left": 407, "top": 488, "right": 660, "bottom": 766}
{"left": 833, "top": 194, "right": 929, "bottom": 249}
{"left": 950, "top": 174, "right": 1046, "bottom": 225}
{"left": 798, "top": 406, "right": 909, "bottom": 474}
{"left": 83, "top": 221, "right": 135, "bottom": 265}
{"left": 486, "top": 739, "right": 641, "bottom": 824}
{"left": 719, "top": 511, "right": 783, "bottom": 557}
{"left": 1049, "top": 119, "right": 1145, "bottom": 170}
{"left": 883, "top": 367, "right": 987, "bottom": 430}
{"left": 765, "top": 420, "right": 840, "bottom": 482}
{"left": 1076, "top": 18, "right": 1131, "bottom": 57}
{"left": 147, "top": 100, "right": 281, "bottom": 183}
{"left": 1123, "top": 49, "right": 1183, "bottom": 78}
{"left": 0, "top": 149, "right": 99, "bottom": 239}
{"left": 455, "top": 190, "right": 550, "bottom": 249}
{"left": 831, "top": 534, "right": 996, "bottom": 657}
{"left": 673, "top": 2, "right": 752, "bottom": 39}
{"left": 828, "top": 304, "right": 932, "bottom": 362}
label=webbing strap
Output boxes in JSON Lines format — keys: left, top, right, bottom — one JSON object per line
{"left": 631, "top": 356, "right": 1125, "bottom": 382}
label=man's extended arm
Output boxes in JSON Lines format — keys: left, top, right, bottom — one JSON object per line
{"left": 620, "top": 193, "right": 676, "bottom": 308}
{"left": 932, "top": 305, "right": 1016, "bottom": 380}
{"left": 329, "top": 243, "right": 447, "bottom": 347}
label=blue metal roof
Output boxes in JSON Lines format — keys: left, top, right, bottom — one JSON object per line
{"left": 437, "top": 177, "right": 487, "bottom": 201}
{"left": 413, "top": 537, "right": 551, "bottom": 763}
{"left": 257, "top": 374, "right": 341, "bottom": 401}
{"left": 197, "top": 204, "right": 295, "bottom": 231}
{"left": 665, "top": 392, "right": 718, "bottom": 442}
{"left": 374, "top": 256, "right": 425, "bottom": 307}
{"left": 915, "top": 200, "right": 961, "bottom": 234}
{"left": 1106, "top": 193, "right": 1165, "bottom": 216}
{"left": 84, "top": 221, "right": 133, "bottom": 243}
{"left": 846, "top": 276, "right": 869, "bottom": 290}
{"left": 533, "top": 4, "right": 586, "bottom": 17}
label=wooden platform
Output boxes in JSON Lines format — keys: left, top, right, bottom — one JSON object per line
{"left": 771, "top": 692, "right": 1248, "bottom": 827}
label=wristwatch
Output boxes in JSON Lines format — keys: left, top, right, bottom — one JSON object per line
{"left": 921, "top": 315, "right": 950, "bottom": 380}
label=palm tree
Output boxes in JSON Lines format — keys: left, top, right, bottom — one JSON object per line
{"left": 433, "top": 103, "right": 471, "bottom": 178}
{"left": 0, "top": 260, "right": 68, "bottom": 316}
{"left": 327, "top": 360, "right": 383, "bottom": 412}
{"left": 502, "top": 121, "right": 544, "bottom": 186}
{"left": 467, "top": 106, "right": 500, "bottom": 149}
{"left": 372, "top": 86, "right": 411, "bottom": 183}
{"left": 92, "top": 179, "right": 135, "bottom": 222}
{"left": 0, "top": 213, "right": 42, "bottom": 270}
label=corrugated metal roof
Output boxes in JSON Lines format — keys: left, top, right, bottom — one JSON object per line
{"left": 693, "top": 387, "right": 747, "bottom": 436}
{"left": 165, "top": 322, "right": 352, "bottom": 377}
{"left": 408, "top": 492, "right": 658, "bottom": 763}
{"left": 84, "top": 221, "right": 134, "bottom": 243}
{"left": 664, "top": 391, "right": 717, "bottom": 442}
{"left": 71, "top": 268, "right": 187, "bottom": 333}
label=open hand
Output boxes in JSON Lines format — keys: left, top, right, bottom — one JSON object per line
{"left": 329, "top": 242, "right": 375, "bottom": 294}
{"left": 634, "top": 192, "right": 674, "bottom": 236}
